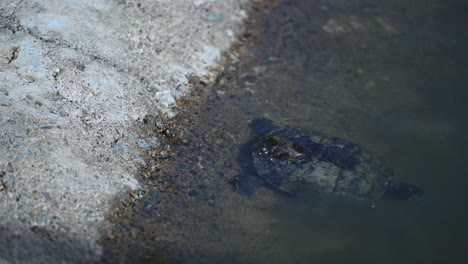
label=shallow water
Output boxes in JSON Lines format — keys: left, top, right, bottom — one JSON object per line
{"left": 103, "top": 0, "right": 468, "bottom": 263}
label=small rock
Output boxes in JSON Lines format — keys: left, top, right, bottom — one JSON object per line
{"left": 154, "top": 47, "right": 162, "bottom": 54}
{"left": 23, "top": 75, "right": 35, "bottom": 83}
{"left": 149, "top": 191, "right": 160, "bottom": 201}
{"left": 59, "top": 108, "right": 69, "bottom": 117}
{"left": 147, "top": 34, "right": 156, "bottom": 42}
{"left": 36, "top": 213, "right": 49, "bottom": 226}
{"left": 134, "top": 157, "right": 146, "bottom": 166}
{"left": 113, "top": 64, "right": 125, "bottom": 72}
{"left": 119, "top": 36, "right": 129, "bottom": 45}
{"left": 203, "top": 11, "right": 221, "bottom": 21}
{"left": 143, "top": 201, "right": 154, "bottom": 213}
{"left": 193, "top": 0, "right": 208, "bottom": 9}
{"left": 137, "top": 139, "right": 151, "bottom": 150}
{"left": 23, "top": 149, "right": 33, "bottom": 156}
{"left": 115, "top": 138, "right": 125, "bottom": 148}
{"left": 91, "top": 155, "right": 103, "bottom": 163}
{"left": 155, "top": 120, "right": 163, "bottom": 129}
{"left": 42, "top": 192, "right": 51, "bottom": 200}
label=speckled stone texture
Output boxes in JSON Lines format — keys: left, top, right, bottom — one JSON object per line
{"left": 0, "top": 0, "right": 249, "bottom": 262}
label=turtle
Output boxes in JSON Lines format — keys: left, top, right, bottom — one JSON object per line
{"left": 231, "top": 118, "right": 424, "bottom": 201}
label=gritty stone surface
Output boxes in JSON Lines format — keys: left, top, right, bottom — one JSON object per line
{"left": 0, "top": 0, "right": 249, "bottom": 262}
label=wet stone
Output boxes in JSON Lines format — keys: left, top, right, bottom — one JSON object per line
{"left": 149, "top": 191, "right": 160, "bottom": 201}
{"left": 143, "top": 202, "right": 154, "bottom": 213}
{"left": 155, "top": 121, "right": 164, "bottom": 129}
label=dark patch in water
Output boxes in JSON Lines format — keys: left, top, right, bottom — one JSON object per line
{"left": 101, "top": 0, "right": 468, "bottom": 263}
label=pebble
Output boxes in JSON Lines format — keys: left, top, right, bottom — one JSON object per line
{"left": 137, "top": 139, "right": 151, "bottom": 150}
{"left": 42, "top": 192, "right": 51, "bottom": 200}
{"left": 203, "top": 11, "right": 221, "bottom": 21}
{"left": 3, "top": 180, "right": 14, "bottom": 189}
{"left": 193, "top": 0, "right": 208, "bottom": 9}
{"left": 36, "top": 213, "right": 49, "bottom": 226}
{"left": 155, "top": 120, "right": 163, "bottom": 129}
{"left": 147, "top": 34, "right": 156, "bottom": 42}
{"left": 113, "top": 63, "right": 126, "bottom": 72}
{"left": 137, "top": 189, "right": 145, "bottom": 198}
{"left": 143, "top": 201, "right": 154, "bottom": 213}
{"left": 149, "top": 191, "right": 160, "bottom": 201}
{"left": 134, "top": 157, "right": 146, "bottom": 166}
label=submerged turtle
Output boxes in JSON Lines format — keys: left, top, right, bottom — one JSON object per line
{"left": 232, "top": 118, "right": 424, "bottom": 201}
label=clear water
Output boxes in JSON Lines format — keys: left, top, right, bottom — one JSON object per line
{"left": 103, "top": 0, "right": 468, "bottom": 263}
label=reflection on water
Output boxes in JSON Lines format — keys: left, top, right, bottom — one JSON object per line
{"left": 103, "top": 0, "right": 468, "bottom": 263}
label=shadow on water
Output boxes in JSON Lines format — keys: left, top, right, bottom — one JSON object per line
{"left": 102, "top": 0, "right": 468, "bottom": 263}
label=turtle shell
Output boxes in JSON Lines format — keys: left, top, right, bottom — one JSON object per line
{"left": 250, "top": 122, "right": 394, "bottom": 198}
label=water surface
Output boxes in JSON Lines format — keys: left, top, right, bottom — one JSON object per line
{"left": 103, "top": 1, "right": 468, "bottom": 263}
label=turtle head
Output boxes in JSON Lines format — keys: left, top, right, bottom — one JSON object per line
{"left": 382, "top": 182, "right": 424, "bottom": 201}
{"left": 250, "top": 118, "right": 278, "bottom": 136}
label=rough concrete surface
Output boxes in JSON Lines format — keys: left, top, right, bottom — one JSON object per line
{"left": 0, "top": 0, "right": 249, "bottom": 262}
